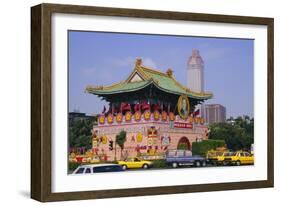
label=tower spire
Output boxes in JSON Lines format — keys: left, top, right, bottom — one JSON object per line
{"left": 187, "top": 49, "right": 204, "bottom": 93}
{"left": 187, "top": 49, "right": 205, "bottom": 118}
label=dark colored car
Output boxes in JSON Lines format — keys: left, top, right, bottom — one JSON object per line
{"left": 166, "top": 149, "right": 207, "bottom": 168}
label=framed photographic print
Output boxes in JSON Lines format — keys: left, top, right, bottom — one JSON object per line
{"left": 31, "top": 3, "right": 274, "bottom": 202}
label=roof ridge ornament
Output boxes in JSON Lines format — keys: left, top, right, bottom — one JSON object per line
{"left": 166, "top": 68, "right": 173, "bottom": 77}
{"left": 135, "top": 58, "right": 142, "bottom": 67}
{"left": 86, "top": 59, "right": 213, "bottom": 99}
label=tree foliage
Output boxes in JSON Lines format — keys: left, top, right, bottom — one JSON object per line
{"left": 178, "top": 143, "right": 189, "bottom": 150}
{"left": 208, "top": 116, "right": 254, "bottom": 151}
{"left": 116, "top": 130, "right": 127, "bottom": 160}
{"left": 116, "top": 130, "right": 127, "bottom": 150}
{"left": 192, "top": 139, "right": 226, "bottom": 156}
{"left": 69, "top": 118, "right": 95, "bottom": 150}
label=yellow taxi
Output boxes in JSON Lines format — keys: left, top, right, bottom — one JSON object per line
{"left": 206, "top": 150, "right": 226, "bottom": 165}
{"left": 118, "top": 157, "right": 153, "bottom": 170}
{"left": 223, "top": 151, "right": 254, "bottom": 166}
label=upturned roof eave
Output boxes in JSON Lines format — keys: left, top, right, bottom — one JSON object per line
{"left": 86, "top": 79, "right": 153, "bottom": 95}
{"left": 86, "top": 79, "right": 212, "bottom": 100}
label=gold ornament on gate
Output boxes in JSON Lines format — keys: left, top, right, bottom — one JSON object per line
{"left": 116, "top": 113, "right": 123, "bottom": 123}
{"left": 169, "top": 112, "right": 175, "bottom": 121}
{"left": 134, "top": 111, "right": 141, "bottom": 121}
{"left": 154, "top": 110, "right": 160, "bottom": 121}
{"left": 136, "top": 132, "right": 143, "bottom": 142}
{"left": 102, "top": 134, "right": 107, "bottom": 144}
{"left": 107, "top": 114, "right": 114, "bottom": 124}
{"left": 99, "top": 115, "right": 105, "bottom": 124}
{"left": 125, "top": 111, "right": 132, "bottom": 122}
{"left": 161, "top": 111, "right": 167, "bottom": 121}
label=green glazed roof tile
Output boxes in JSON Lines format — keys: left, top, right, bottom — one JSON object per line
{"left": 85, "top": 64, "right": 213, "bottom": 100}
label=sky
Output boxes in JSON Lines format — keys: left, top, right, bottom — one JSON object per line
{"left": 68, "top": 31, "right": 254, "bottom": 118}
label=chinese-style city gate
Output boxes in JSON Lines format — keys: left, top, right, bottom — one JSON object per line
{"left": 86, "top": 58, "right": 213, "bottom": 161}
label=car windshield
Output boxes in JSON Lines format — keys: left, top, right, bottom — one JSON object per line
{"left": 167, "top": 150, "right": 177, "bottom": 156}
{"left": 85, "top": 168, "right": 91, "bottom": 173}
{"left": 176, "top": 150, "right": 185, "bottom": 157}
{"left": 216, "top": 152, "right": 224, "bottom": 156}
{"left": 244, "top": 152, "right": 250, "bottom": 156}
{"left": 208, "top": 152, "right": 216, "bottom": 157}
{"left": 75, "top": 167, "right": 85, "bottom": 174}
{"left": 224, "top": 152, "right": 235, "bottom": 156}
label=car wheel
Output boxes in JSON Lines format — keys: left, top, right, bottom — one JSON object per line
{"left": 223, "top": 161, "right": 228, "bottom": 166}
{"left": 172, "top": 162, "right": 178, "bottom": 168}
{"left": 195, "top": 161, "right": 201, "bottom": 167}
{"left": 122, "top": 165, "right": 127, "bottom": 170}
{"left": 143, "top": 164, "right": 149, "bottom": 169}
{"left": 201, "top": 161, "right": 207, "bottom": 167}
{"left": 236, "top": 161, "right": 241, "bottom": 166}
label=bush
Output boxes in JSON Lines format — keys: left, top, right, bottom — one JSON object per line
{"left": 68, "top": 162, "right": 81, "bottom": 173}
{"left": 192, "top": 139, "right": 225, "bottom": 156}
{"left": 178, "top": 143, "right": 189, "bottom": 150}
{"left": 151, "top": 159, "right": 167, "bottom": 168}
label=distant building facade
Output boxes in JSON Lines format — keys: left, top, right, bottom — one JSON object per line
{"left": 187, "top": 49, "right": 205, "bottom": 118}
{"left": 69, "top": 112, "right": 97, "bottom": 122}
{"left": 205, "top": 104, "right": 226, "bottom": 124}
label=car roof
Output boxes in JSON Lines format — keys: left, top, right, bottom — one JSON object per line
{"left": 78, "top": 163, "right": 120, "bottom": 168}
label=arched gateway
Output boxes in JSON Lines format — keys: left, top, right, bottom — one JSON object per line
{"left": 177, "top": 136, "right": 191, "bottom": 150}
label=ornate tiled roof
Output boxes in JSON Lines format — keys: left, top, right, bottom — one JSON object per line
{"left": 85, "top": 58, "right": 213, "bottom": 100}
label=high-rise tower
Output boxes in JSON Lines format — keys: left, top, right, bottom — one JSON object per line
{"left": 187, "top": 49, "right": 204, "bottom": 92}
{"left": 187, "top": 49, "right": 205, "bottom": 117}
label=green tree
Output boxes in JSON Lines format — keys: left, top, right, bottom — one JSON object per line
{"left": 116, "top": 130, "right": 127, "bottom": 159}
{"left": 178, "top": 143, "right": 188, "bottom": 150}
{"left": 69, "top": 118, "right": 95, "bottom": 151}
{"left": 208, "top": 117, "right": 254, "bottom": 151}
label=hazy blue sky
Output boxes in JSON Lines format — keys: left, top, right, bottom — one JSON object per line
{"left": 68, "top": 31, "right": 254, "bottom": 118}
